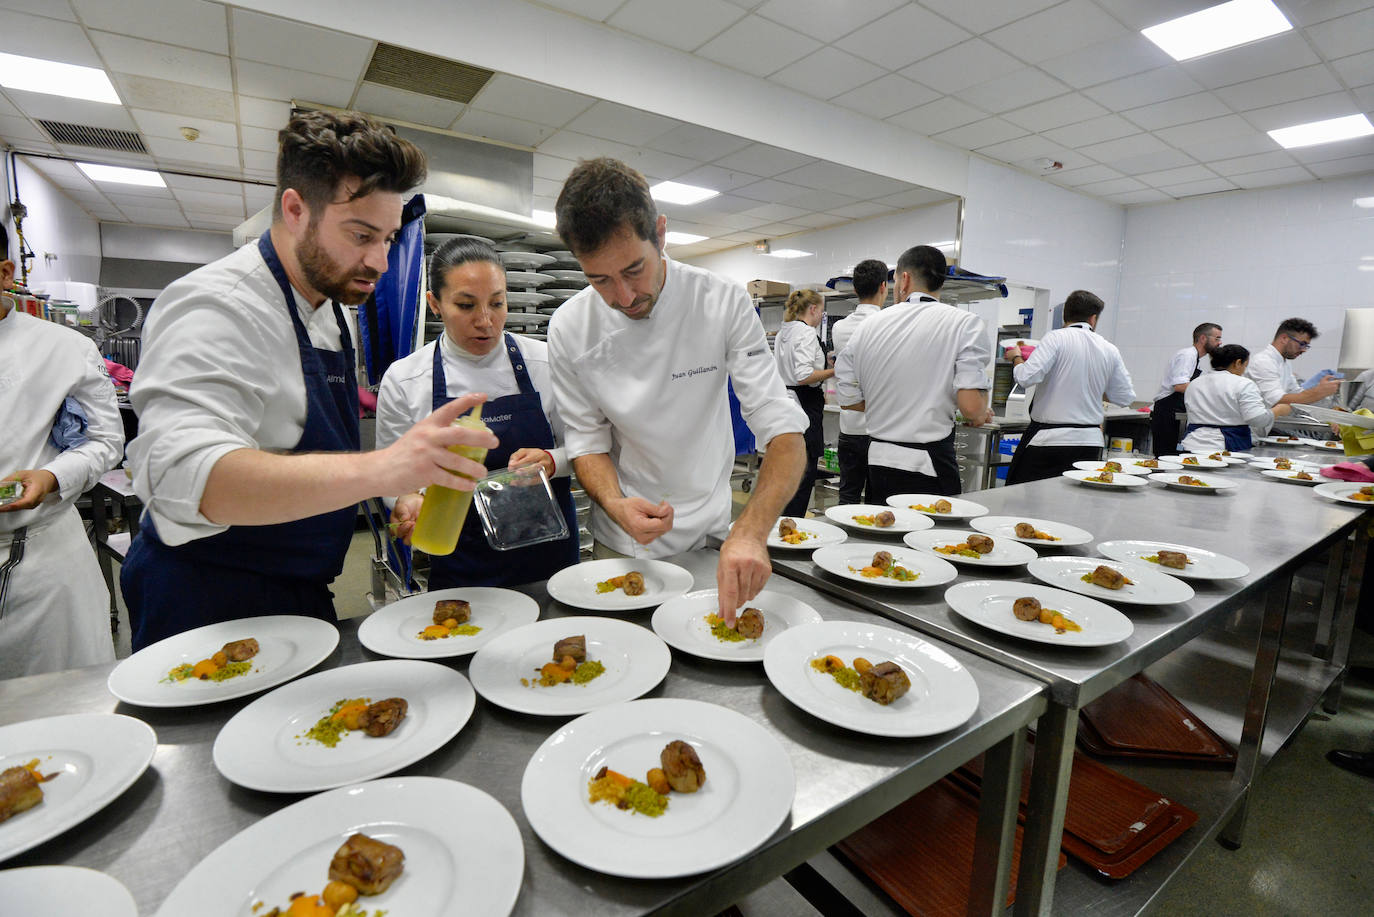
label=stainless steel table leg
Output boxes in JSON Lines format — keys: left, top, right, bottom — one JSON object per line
{"left": 1218, "top": 571, "right": 1292, "bottom": 849}
{"left": 1324, "top": 520, "right": 1368, "bottom": 714}
{"left": 968, "top": 726, "right": 1027, "bottom": 917}
{"left": 1314, "top": 535, "right": 1346, "bottom": 659}
{"left": 1013, "top": 704, "right": 1077, "bottom": 917}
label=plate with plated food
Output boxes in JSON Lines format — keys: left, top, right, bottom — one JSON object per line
{"left": 1095, "top": 540, "right": 1249, "bottom": 580}
{"left": 1071, "top": 459, "right": 1152, "bottom": 476}
{"left": 155, "top": 776, "right": 523, "bottom": 917}
{"left": 885, "top": 493, "right": 989, "bottom": 519}
{"left": 650, "top": 589, "right": 823, "bottom": 663}
{"left": 763, "top": 620, "right": 980, "bottom": 737}
{"left": 765, "top": 516, "right": 847, "bottom": 550}
{"left": 1313, "top": 439, "right": 1345, "bottom": 452}
{"left": 811, "top": 544, "right": 958, "bottom": 589}
{"left": 823, "top": 503, "right": 934, "bottom": 533}
{"left": 944, "top": 581, "right": 1133, "bottom": 648}
{"left": 522, "top": 698, "right": 794, "bottom": 879}
{"left": 1061, "top": 469, "right": 1149, "bottom": 489}
{"left": 1313, "top": 482, "right": 1374, "bottom": 507}
{"left": 0, "top": 714, "right": 156, "bottom": 864}
{"left": 902, "top": 530, "right": 1037, "bottom": 568}
{"left": 1120, "top": 456, "right": 1185, "bottom": 472}
{"left": 1259, "top": 434, "right": 1306, "bottom": 447}
{"left": 212, "top": 659, "right": 475, "bottom": 793}
{"left": 970, "top": 515, "right": 1093, "bottom": 547}
{"left": 1168, "top": 454, "right": 1230, "bottom": 469}
{"left": 358, "top": 587, "right": 540, "bottom": 659}
{"left": 106, "top": 615, "right": 338, "bottom": 708}
{"left": 546, "top": 558, "right": 693, "bottom": 611}
{"left": 1260, "top": 468, "right": 1323, "bottom": 486}
{"left": 1249, "top": 457, "right": 1321, "bottom": 473}
{"left": 1149, "top": 471, "right": 1238, "bottom": 493}
{"left": 1027, "top": 556, "right": 1195, "bottom": 605}
{"left": 0, "top": 867, "right": 137, "bottom": 917}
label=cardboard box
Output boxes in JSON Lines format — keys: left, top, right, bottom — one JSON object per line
{"left": 747, "top": 279, "right": 790, "bottom": 298}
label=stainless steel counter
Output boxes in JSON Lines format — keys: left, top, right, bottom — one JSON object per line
{"left": 0, "top": 549, "right": 1046, "bottom": 917}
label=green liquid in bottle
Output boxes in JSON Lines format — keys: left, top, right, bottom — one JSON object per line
{"left": 411, "top": 406, "right": 490, "bottom": 556}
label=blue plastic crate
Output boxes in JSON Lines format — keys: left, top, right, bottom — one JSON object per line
{"left": 996, "top": 435, "right": 1021, "bottom": 481}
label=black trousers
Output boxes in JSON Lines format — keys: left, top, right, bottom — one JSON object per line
{"left": 783, "top": 385, "right": 826, "bottom": 517}
{"left": 1005, "top": 443, "right": 1103, "bottom": 485}
{"left": 867, "top": 432, "right": 961, "bottom": 502}
{"left": 1151, "top": 392, "right": 1185, "bottom": 456}
{"left": 837, "top": 432, "right": 869, "bottom": 505}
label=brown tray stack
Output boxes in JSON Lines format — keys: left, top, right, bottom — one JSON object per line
{"left": 835, "top": 777, "right": 1066, "bottom": 916}
{"left": 1077, "top": 673, "right": 1235, "bottom": 765}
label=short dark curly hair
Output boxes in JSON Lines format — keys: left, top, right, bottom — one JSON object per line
{"left": 555, "top": 157, "right": 659, "bottom": 257}
{"left": 1276, "top": 317, "right": 1318, "bottom": 340}
{"left": 274, "top": 109, "right": 427, "bottom": 221}
{"left": 852, "top": 259, "right": 888, "bottom": 300}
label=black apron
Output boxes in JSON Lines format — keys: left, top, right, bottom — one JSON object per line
{"left": 426, "top": 333, "right": 578, "bottom": 589}
{"left": 867, "top": 430, "right": 961, "bottom": 499}
{"left": 1183, "top": 422, "right": 1253, "bottom": 451}
{"left": 782, "top": 382, "right": 825, "bottom": 517}
{"left": 123, "top": 231, "right": 358, "bottom": 650}
{"left": 1151, "top": 354, "right": 1202, "bottom": 456}
{"left": 1005, "top": 325, "right": 1104, "bottom": 484}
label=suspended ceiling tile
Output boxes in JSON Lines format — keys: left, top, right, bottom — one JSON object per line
{"left": 5, "top": 90, "right": 138, "bottom": 132}
{"left": 1076, "top": 177, "right": 1148, "bottom": 196}
{"left": 1305, "top": 7, "right": 1374, "bottom": 61}
{"left": 236, "top": 60, "right": 355, "bottom": 108}
{"left": 834, "top": 4, "right": 970, "bottom": 71}
{"left": 1053, "top": 164, "right": 1125, "bottom": 186}
{"left": 696, "top": 16, "right": 821, "bottom": 78}
{"left": 231, "top": 9, "right": 372, "bottom": 82}
{"left": 1354, "top": 82, "right": 1374, "bottom": 110}
{"left": 1084, "top": 67, "right": 1204, "bottom": 111}
{"left": 1177, "top": 132, "right": 1280, "bottom": 161}
{"left": 621, "top": 146, "right": 699, "bottom": 182}
{"left": 162, "top": 173, "right": 246, "bottom": 195}
{"left": 1242, "top": 91, "right": 1367, "bottom": 132}
{"left": 1231, "top": 166, "right": 1317, "bottom": 189}
{"left": 531, "top": 177, "right": 563, "bottom": 199}
{"left": 532, "top": 152, "right": 577, "bottom": 181}
{"left": 121, "top": 208, "right": 189, "bottom": 227}
{"left": 672, "top": 163, "right": 764, "bottom": 193}
{"left": 1044, "top": 113, "right": 1141, "bottom": 148}
{"left": 607, "top": 0, "right": 745, "bottom": 52}
{"left": 769, "top": 46, "right": 885, "bottom": 100}
{"left": 451, "top": 108, "right": 555, "bottom": 148}
{"left": 145, "top": 137, "right": 241, "bottom": 169}
{"left": 2, "top": 1, "right": 77, "bottom": 20}
{"left": 104, "top": 189, "right": 175, "bottom": 206}
{"left": 1331, "top": 50, "right": 1374, "bottom": 88}
{"left": 1002, "top": 93, "right": 1109, "bottom": 133}
{"left": 0, "top": 11, "right": 101, "bottom": 67}
{"left": 1181, "top": 32, "right": 1321, "bottom": 89}
{"left": 829, "top": 73, "right": 938, "bottom": 121}
{"left": 755, "top": 0, "right": 903, "bottom": 42}
{"left": 0, "top": 113, "right": 50, "bottom": 144}
{"left": 236, "top": 96, "right": 291, "bottom": 131}
{"left": 1136, "top": 164, "right": 1217, "bottom": 187}
{"left": 186, "top": 217, "right": 240, "bottom": 232}
{"left": 353, "top": 82, "right": 466, "bottom": 130}
{"left": 885, "top": 187, "right": 954, "bottom": 209}
{"left": 957, "top": 67, "right": 1070, "bottom": 115}
{"left": 1107, "top": 189, "right": 1173, "bottom": 205}
{"left": 734, "top": 178, "right": 812, "bottom": 204}
{"left": 787, "top": 212, "right": 845, "bottom": 229}
{"left": 984, "top": 0, "right": 1128, "bottom": 64}
{"left": 714, "top": 143, "right": 816, "bottom": 177}
{"left": 468, "top": 74, "right": 595, "bottom": 127}
{"left": 538, "top": 129, "right": 637, "bottom": 163}
{"left": 919, "top": 0, "right": 1063, "bottom": 33}
{"left": 739, "top": 202, "right": 810, "bottom": 223}
{"left": 686, "top": 192, "right": 768, "bottom": 216}
{"left": 1209, "top": 150, "right": 1300, "bottom": 176}
{"left": 936, "top": 117, "right": 1028, "bottom": 150}
{"left": 242, "top": 184, "right": 275, "bottom": 210}
{"left": 1039, "top": 34, "right": 1175, "bottom": 90}
{"left": 1306, "top": 153, "right": 1374, "bottom": 177}
{"left": 90, "top": 32, "right": 231, "bottom": 92}
{"left": 1078, "top": 132, "right": 1170, "bottom": 165}
{"left": 694, "top": 209, "right": 772, "bottom": 231}
{"left": 1122, "top": 92, "right": 1231, "bottom": 132}
{"left": 887, "top": 96, "right": 987, "bottom": 135}
{"left": 1214, "top": 65, "right": 1344, "bottom": 112}
{"left": 113, "top": 74, "right": 235, "bottom": 121}
{"left": 563, "top": 100, "right": 680, "bottom": 146}
{"left": 1111, "top": 148, "right": 1196, "bottom": 174}
{"left": 825, "top": 200, "right": 897, "bottom": 219}
{"left": 750, "top": 220, "right": 808, "bottom": 236}
{"left": 131, "top": 109, "right": 237, "bottom": 147}
{"left": 1094, "top": 0, "right": 1215, "bottom": 31}
{"left": 778, "top": 189, "right": 857, "bottom": 211}
{"left": 975, "top": 133, "right": 1067, "bottom": 165}
{"left": 70, "top": 0, "right": 228, "bottom": 55}
{"left": 901, "top": 39, "right": 1024, "bottom": 96}
{"left": 782, "top": 161, "right": 908, "bottom": 198}
{"left": 1287, "top": 134, "right": 1374, "bottom": 163}
{"left": 0, "top": 92, "right": 18, "bottom": 117}
{"left": 1159, "top": 177, "right": 1238, "bottom": 197}
{"left": 645, "top": 123, "right": 751, "bottom": 162}
{"left": 240, "top": 148, "right": 276, "bottom": 173}
{"left": 27, "top": 157, "right": 88, "bottom": 187}
{"left": 172, "top": 189, "right": 245, "bottom": 215}
{"left": 238, "top": 125, "right": 280, "bottom": 153}
{"left": 536, "top": 0, "right": 623, "bottom": 19}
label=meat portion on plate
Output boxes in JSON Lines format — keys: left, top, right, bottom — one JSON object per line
{"left": 860, "top": 661, "right": 911, "bottom": 705}
{"left": 553, "top": 634, "right": 586, "bottom": 664}
{"left": 736, "top": 607, "right": 765, "bottom": 639}
{"left": 966, "top": 534, "right": 994, "bottom": 554}
{"left": 1013, "top": 596, "right": 1042, "bottom": 622}
{"left": 327, "top": 833, "right": 406, "bottom": 896}
{"left": 660, "top": 739, "right": 705, "bottom": 793}
{"left": 433, "top": 599, "right": 471, "bottom": 626}
{"left": 0, "top": 765, "right": 44, "bottom": 824}
{"left": 358, "top": 697, "right": 408, "bottom": 737}
{"left": 221, "top": 638, "right": 260, "bottom": 662}
{"left": 1156, "top": 550, "right": 1189, "bottom": 569}
{"left": 1090, "top": 565, "right": 1128, "bottom": 589}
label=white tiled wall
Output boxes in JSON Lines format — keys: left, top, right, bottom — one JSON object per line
{"left": 1118, "top": 174, "right": 1374, "bottom": 398}
{"left": 4, "top": 159, "right": 101, "bottom": 287}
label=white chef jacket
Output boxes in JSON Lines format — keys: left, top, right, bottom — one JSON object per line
{"left": 548, "top": 256, "right": 805, "bottom": 557}
{"left": 1013, "top": 322, "right": 1135, "bottom": 447}
{"left": 1245, "top": 343, "right": 1300, "bottom": 408}
{"left": 0, "top": 309, "right": 121, "bottom": 678}
{"left": 1152, "top": 345, "right": 1213, "bottom": 402}
{"left": 375, "top": 332, "right": 568, "bottom": 475}
{"left": 1179, "top": 370, "right": 1274, "bottom": 452}
{"left": 835, "top": 295, "right": 991, "bottom": 475}
{"left": 128, "top": 242, "right": 346, "bottom": 546}
{"left": 830, "top": 303, "right": 879, "bottom": 436}
{"left": 1347, "top": 368, "right": 1374, "bottom": 412}
{"left": 773, "top": 320, "right": 825, "bottom": 390}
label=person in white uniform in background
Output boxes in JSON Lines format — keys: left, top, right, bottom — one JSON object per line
{"left": 829, "top": 259, "right": 886, "bottom": 505}
{"left": 1344, "top": 367, "right": 1374, "bottom": 412}
{"left": 835, "top": 244, "right": 992, "bottom": 502}
{"left": 1246, "top": 318, "right": 1341, "bottom": 410}
{"left": 1003, "top": 290, "right": 1135, "bottom": 484}
{"left": 547, "top": 158, "right": 807, "bottom": 626}
{"left": 1150, "top": 322, "right": 1221, "bottom": 456}
{"left": 1180, "top": 345, "right": 1291, "bottom": 453}
{"left": 773, "top": 288, "right": 833, "bottom": 517}
{"left": 0, "top": 227, "right": 122, "bottom": 678}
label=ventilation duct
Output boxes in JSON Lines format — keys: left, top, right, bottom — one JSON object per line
{"left": 362, "top": 44, "right": 494, "bottom": 104}
{"left": 37, "top": 120, "right": 147, "bottom": 154}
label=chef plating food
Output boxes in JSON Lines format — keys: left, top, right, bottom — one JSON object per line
{"left": 1180, "top": 344, "right": 1291, "bottom": 452}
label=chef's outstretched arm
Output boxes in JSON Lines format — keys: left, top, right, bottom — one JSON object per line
{"left": 571, "top": 452, "right": 673, "bottom": 545}
{"left": 717, "top": 430, "right": 805, "bottom": 626}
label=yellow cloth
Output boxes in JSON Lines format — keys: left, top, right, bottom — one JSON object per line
{"left": 1339, "top": 408, "right": 1374, "bottom": 456}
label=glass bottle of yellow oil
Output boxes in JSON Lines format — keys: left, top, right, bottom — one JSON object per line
{"left": 410, "top": 405, "right": 491, "bottom": 555}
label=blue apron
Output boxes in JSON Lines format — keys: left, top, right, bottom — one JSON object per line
{"left": 426, "top": 333, "right": 579, "bottom": 589}
{"left": 122, "top": 231, "right": 359, "bottom": 650}
{"left": 1183, "top": 422, "right": 1252, "bottom": 451}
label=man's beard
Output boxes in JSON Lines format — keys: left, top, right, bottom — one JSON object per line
{"left": 298, "top": 222, "right": 380, "bottom": 305}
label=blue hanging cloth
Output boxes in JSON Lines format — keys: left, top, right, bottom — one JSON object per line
{"left": 359, "top": 194, "right": 427, "bottom": 386}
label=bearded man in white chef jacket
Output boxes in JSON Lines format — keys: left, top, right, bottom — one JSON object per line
{"left": 0, "top": 227, "right": 122, "bottom": 678}
{"left": 547, "top": 158, "right": 807, "bottom": 626}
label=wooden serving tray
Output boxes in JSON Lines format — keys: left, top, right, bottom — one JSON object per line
{"left": 1077, "top": 673, "right": 1235, "bottom": 763}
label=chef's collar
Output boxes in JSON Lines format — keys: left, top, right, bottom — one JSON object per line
{"left": 904, "top": 293, "right": 938, "bottom": 304}
{"left": 441, "top": 329, "right": 503, "bottom": 364}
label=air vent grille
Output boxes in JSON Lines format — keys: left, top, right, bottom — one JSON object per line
{"left": 363, "top": 43, "right": 494, "bottom": 104}
{"left": 37, "top": 120, "right": 147, "bottom": 153}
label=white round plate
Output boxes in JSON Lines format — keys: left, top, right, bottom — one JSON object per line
{"left": 970, "top": 515, "right": 1092, "bottom": 547}
{"left": 546, "top": 558, "right": 694, "bottom": 611}
{"left": 1259, "top": 435, "right": 1306, "bottom": 447}
{"left": 823, "top": 503, "right": 935, "bottom": 533}
{"left": 1149, "top": 471, "right": 1238, "bottom": 493}
{"left": 811, "top": 544, "right": 958, "bottom": 589}
{"left": 545, "top": 269, "right": 587, "bottom": 285}
{"left": 650, "top": 590, "right": 822, "bottom": 663}
{"left": 1096, "top": 540, "right": 1249, "bottom": 580}
{"left": 1260, "top": 469, "right": 1324, "bottom": 486}
{"left": 504, "top": 270, "right": 555, "bottom": 288}
{"left": 1312, "top": 440, "right": 1345, "bottom": 452}
{"left": 358, "top": 587, "right": 540, "bottom": 659}
{"left": 212, "top": 660, "right": 475, "bottom": 793}
{"left": 944, "top": 581, "right": 1132, "bottom": 648}
{"left": 1027, "top": 556, "right": 1195, "bottom": 605}
{"left": 1313, "top": 481, "right": 1374, "bottom": 507}
{"left": 764, "top": 518, "right": 848, "bottom": 550}
{"left": 902, "top": 530, "right": 1038, "bottom": 567}
{"left": 541, "top": 287, "right": 583, "bottom": 300}
{"left": 1071, "top": 460, "right": 1152, "bottom": 476}
{"left": 107, "top": 615, "right": 338, "bottom": 708}
{"left": 0, "top": 714, "right": 156, "bottom": 863}
{"left": 506, "top": 311, "right": 550, "bottom": 325}
{"left": 1165, "top": 455, "right": 1230, "bottom": 469}
{"left": 468, "top": 616, "right": 670, "bottom": 715}
{"left": 155, "top": 777, "right": 522, "bottom": 917}
{"left": 0, "top": 866, "right": 136, "bottom": 917}
{"left": 1216, "top": 451, "right": 1255, "bottom": 459}
{"left": 1248, "top": 457, "right": 1321, "bottom": 472}
{"left": 1122, "top": 457, "right": 1184, "bottom": 472}
{"left": 885, "top": 493, "right": 990, "bottom": 518}
{"left": 1061, "top": 469, "right": 1149, "bottom": 489}
{"left": 499, "top": 251, "right": 555, "bottom": 270}
{"left": 505, "top": 291, "right": 553, "bottom": 307}
{"left": 521, "top": 698, "right": 794, "bottom": 879}
{"left": 763, "top": 621, "right": 979, "bottom": 737}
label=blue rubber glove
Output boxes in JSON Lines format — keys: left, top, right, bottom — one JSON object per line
{"left": 1303, "top": 369, "right": 1343, "bottom": 390}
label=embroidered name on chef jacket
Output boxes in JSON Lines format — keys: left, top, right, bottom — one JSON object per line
{"left": 671, "top": 364, "right": 719, "bottom": 382}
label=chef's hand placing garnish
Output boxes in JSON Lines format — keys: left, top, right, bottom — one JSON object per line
{"left": 716, "top": 533, "right": 770, "bottom": 629}
{"left": 509, "top": 447, "right": 556, "bottom": 478}
{"left": 375, "top": 393, "right": 499, "bottom": 496}
{"left": 610, "top": 497, "right": 673, "bottom": 545}
{"left": 388, "top": 493, "right": 423, "bottom": 545}
{"left": 0, "top": 469, "right": 58, "bottom": 513}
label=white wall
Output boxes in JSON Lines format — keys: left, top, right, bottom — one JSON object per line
{"left": 7, "top": 158, "right": 101, "bottom": 287}
{"left": 1117, "top": 174, "right": 1374, "bottom": 396}
{"left": 100, "top": 224, "right": 234, "bottom": 263}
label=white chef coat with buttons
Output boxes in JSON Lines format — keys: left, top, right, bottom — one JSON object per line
{"left": 1179, "top": 370, "right": 1274, "bottom": 452}
{"left": 1245, "top": 343, "right": 1300, "bottom": 407}
{"left": 773, "top": 319, "right": 825, "bottom": 389}
{"left": 1152, "top": 345, "right": 1213, "bottom": 402}
{"left": 834, "top": 295, "right": 991, "bottom": 475}
{"left": 128, "top": 241, "right": 346, "bottom": 546}
{"left": 1013, "top": 322, "right": 1136, "bottom": 447}
{"left": 829, "top": 302, "right": 879, "bottom": 436}
{"left": 548, "top": 256, "right": 806, "bottom": 558}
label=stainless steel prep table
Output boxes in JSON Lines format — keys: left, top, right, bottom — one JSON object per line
{"left": 769, "top": 470, "right": 1366, "bottom": 915}
{"left": 0, "top": 549, "right": 1046, "bottom": 917}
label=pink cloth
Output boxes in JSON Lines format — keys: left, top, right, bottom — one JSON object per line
{"left": 1003, "top": 344, "right": 1035, "bottom": 360}
{"left": 357, "top": 385, "right": 378, "bottom": 417}
{"left": 1319, "top": 462, "right": 1374, "bottom": 482}
{"left": 104, "top": 358, "right": 134, "bottom": 386}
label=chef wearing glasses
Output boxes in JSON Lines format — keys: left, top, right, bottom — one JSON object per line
{"left": 1246, "top": 318, "right": 1341, "bottom": 410}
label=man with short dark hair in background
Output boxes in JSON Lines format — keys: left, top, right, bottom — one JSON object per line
{"left": 829, "top": 258, "right": 887, "bottom": 504}
{"left": 1150, "top": 322, "right": 1221, "bottom": 456}
{"left": 1247, "top": 317, "right": 1341, "bottom": 409}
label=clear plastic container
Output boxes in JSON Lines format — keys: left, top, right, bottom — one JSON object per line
{"left": 411, "top": 406, "right": 491, "bottom": 556}
{"left": 0, "top": 480, "right": 22, "bottom": 506}
{"left": 473, "top": 465, "right": 569, "bottom": 550}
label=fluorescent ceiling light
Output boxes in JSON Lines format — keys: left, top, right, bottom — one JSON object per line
{"left": 1356, "top": 197, "right": 1374, "bottom": 209}
{"left": 766, "top": 248, "right": 812, "bottom": 259}
{"left": 1267, "top": 114, "right": 1374, "bottom": 149}
{"left": 77, "top": 162, "right": 164, "bottom": 187}
{"left": 665, "top": 231, "right": 708, "bottom": 245}
{"left": 1142, "top": 0, "right": 1291, "bottom": 62}
{"left": 0, "top": 52, "right": 119, "bottom": 104}
{"left": 650, "top": 181, "right": 719, "bottom": 205}
{"left": 531, "top": 209, "right": 557, "bottom": 228}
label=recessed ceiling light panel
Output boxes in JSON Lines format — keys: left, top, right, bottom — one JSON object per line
{"left": 0, "top": 52, "right": 120, "bottom": 104}
{"left": 1267, "top": 114, "right": 1374, "bottom": 149}
{"left": 77, "top": 162, "right": 165, "bottom": 187}
{"left": 649, "top": 181, "right": 719, "bottom": 206}
{"left": 1142, "top": 0, "right": 1292, "bottom": 62}
{"left": 766, "top": 248, "right": 812, "bottom": 259}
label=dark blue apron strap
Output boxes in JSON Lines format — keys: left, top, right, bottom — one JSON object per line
{"left": 258, "top": 231, "right": 314, "bottom": 352}
{"left": 432, "top": 339, "right": 446, "bottom": 411}
{"left": 505, "top": 333, "right": 536, "bottom": 394}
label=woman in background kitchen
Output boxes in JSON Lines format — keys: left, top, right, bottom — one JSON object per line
{"left": 774, "top": 288, "right": 833, "bottom": 517}
{"left": 376, "top": 237, "right": 579, "bottom": 587}
{"left": 1180, "top": 344, "right": 1292, "bottom": 453}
